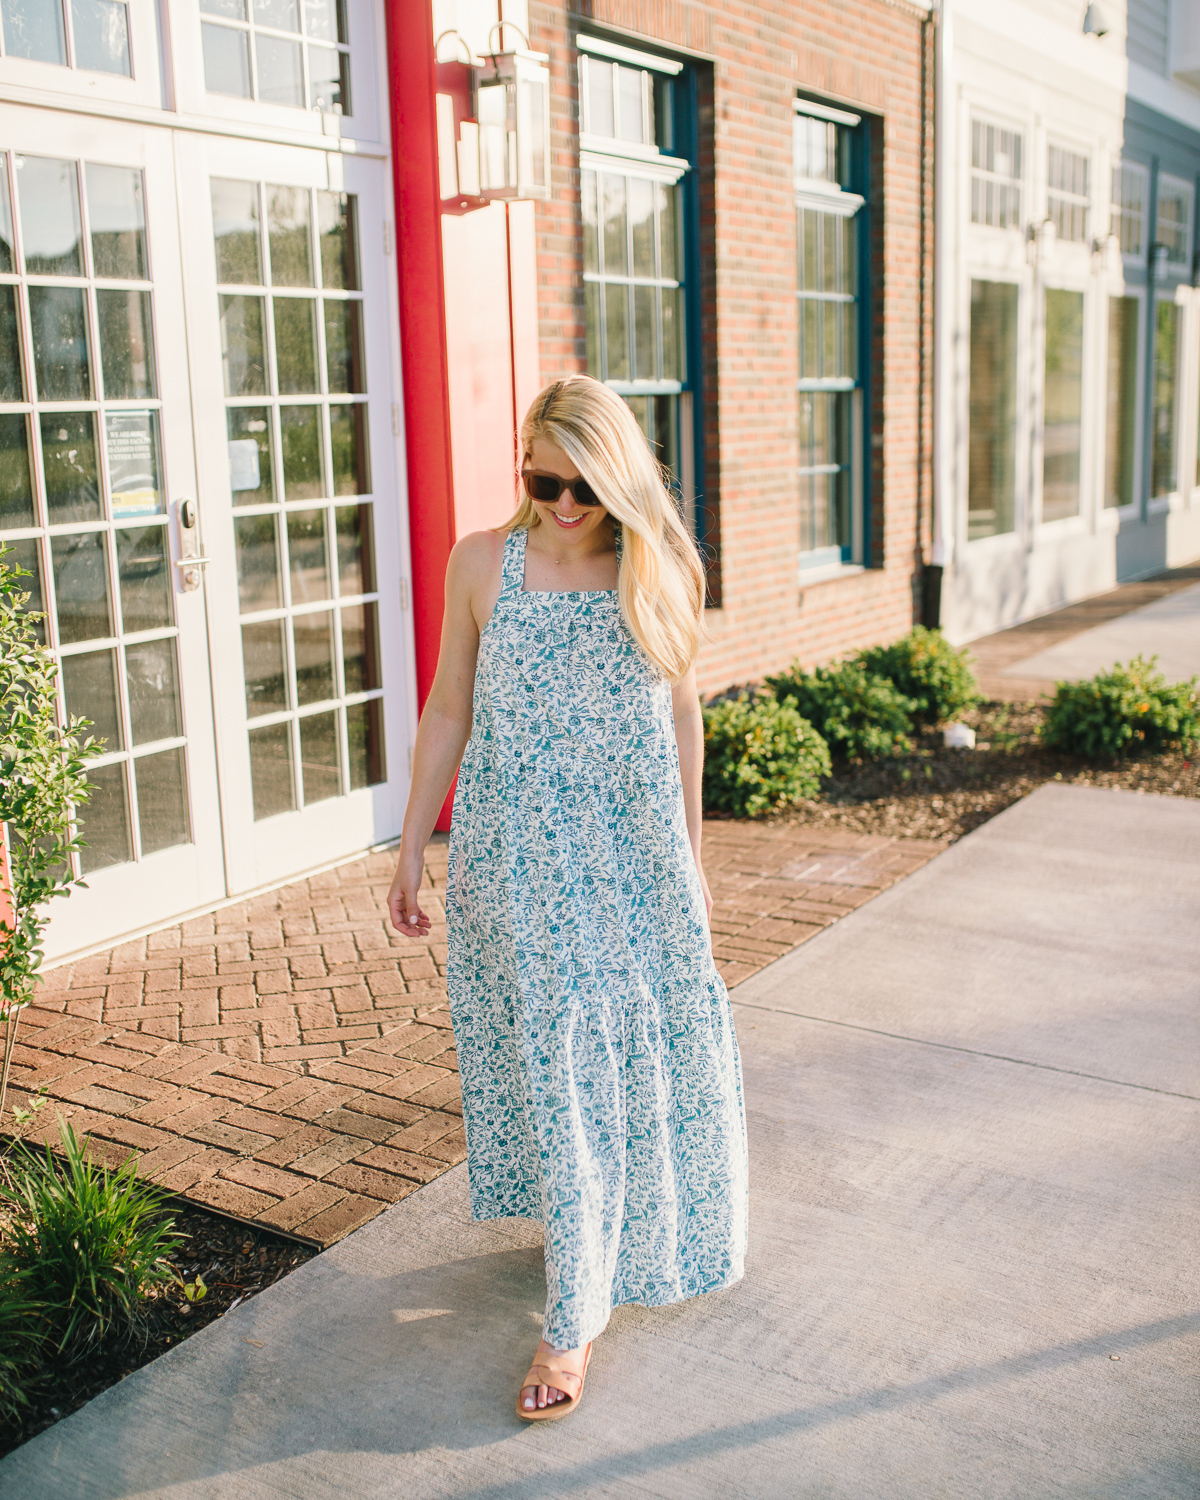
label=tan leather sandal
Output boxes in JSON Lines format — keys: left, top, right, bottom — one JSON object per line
{"left": 515, "top": 1343, "right": 592, "bottom": 1423}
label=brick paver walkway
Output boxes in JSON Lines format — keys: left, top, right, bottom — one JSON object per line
{"left": 5, "top": 823, "right": 944, "bottom": 1247}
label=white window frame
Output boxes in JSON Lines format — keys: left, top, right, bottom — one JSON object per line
{"left": 969, "top": 113, "right": 1024, "bottom": 233}
{"left": 1155, "top": 173, "right": 1194, "bottom": 273}
{"left": 1111, "top": 159, "right": 1149, "bottom": 262}
{"left": 1046, "top": 142, "right": 1090, "bottom": 246}
{"left": 1035, "top": 276, "right": 1091, "bottom": 532}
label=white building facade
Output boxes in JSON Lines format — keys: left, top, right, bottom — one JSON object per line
{"left": 936, "top": 0, "right": 1200, "bottom": 642}
{"left": 0, "top": 0, "right": 416, "bottom": 960}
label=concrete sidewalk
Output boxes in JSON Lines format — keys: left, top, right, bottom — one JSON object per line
{"left": 1001, "top": 580, "right": 1200, "bottom": 687}
{"left": 3, "top": 785, "right": 1197, "bottom": 1498}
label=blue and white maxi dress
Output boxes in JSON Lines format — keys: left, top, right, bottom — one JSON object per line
{"left": 446, "top": 526, "right": 748, "bottom": 1349}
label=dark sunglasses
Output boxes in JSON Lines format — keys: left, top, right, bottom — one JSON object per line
{"left": 521, "top": 469, "right": 604, "bottom": 508}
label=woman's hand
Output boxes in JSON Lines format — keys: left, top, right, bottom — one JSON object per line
{"left": 388, "top": 850, "right": 432, "bottom": 938}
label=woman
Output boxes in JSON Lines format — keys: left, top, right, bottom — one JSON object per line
{"left": 387, "top": 375, "right": 748, "bottom": 1422}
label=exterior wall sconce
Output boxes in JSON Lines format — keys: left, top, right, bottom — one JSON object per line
{"left": 473, "top": 34, "right": 552, "bottom": 202}
{"left": 1093, "top": 233, "right": 1121, "bottom": 275}
{"left": 1027, "top": 217, "right": 1056, "bottom": 263}
{"left": 434, "top": 26, "right": 551, "bottom": 210}
{"left": 1151, "top": 242, "right": 1170, "bottom": 276}
{"left": 1083, "top": 3, "right": 1109, "bottom": 37}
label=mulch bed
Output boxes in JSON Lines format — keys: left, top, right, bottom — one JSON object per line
{"left": 0, "top": 1194, "right": 316, "bottom": 1459}
{"left": 768, "top": 700, "right": 1198, "bottom": 843}
{"left": 5, "top": 698, "right": 1195, "bottom": 1457}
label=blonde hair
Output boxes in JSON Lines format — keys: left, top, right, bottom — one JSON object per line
{"left": 508, "top": 376, "right": 706, "bottom": 681}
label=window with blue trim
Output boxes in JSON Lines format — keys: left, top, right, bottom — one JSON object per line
{"left": 578, "top": 35, "right": 700, "bottom": 535}
{"left": 794, "top": 99, "right": 867, "bottom": 572}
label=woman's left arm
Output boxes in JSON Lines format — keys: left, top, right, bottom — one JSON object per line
{"left": 672, "top": 668, "right": 712, "bottom": 924}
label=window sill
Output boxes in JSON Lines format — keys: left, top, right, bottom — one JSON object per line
{"left": 796, "top": 560, "right": 864, "bottom": 588}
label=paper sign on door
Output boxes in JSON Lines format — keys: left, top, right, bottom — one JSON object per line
{"left": 106, "top": 411, "right": 164, "bottom": 518}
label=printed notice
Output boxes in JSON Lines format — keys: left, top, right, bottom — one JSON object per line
{"left": 106, "top": 411, "right": 163, "bottom": 518}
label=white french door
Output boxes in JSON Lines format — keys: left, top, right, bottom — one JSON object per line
{"left": 2, "top": 113, "right": 226, "bottom": 959}
{"left": 178, "top": 136, "right": 409, "bottom": 894}
{"left": 5, "top": 113, "right": 411, "bottom": 960}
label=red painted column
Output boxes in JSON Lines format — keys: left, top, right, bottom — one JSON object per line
{"left": 385, "top": 0, "right": 456, "bottom": 829}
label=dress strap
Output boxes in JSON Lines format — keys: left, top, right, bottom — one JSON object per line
{"left": 499, "top": 527, "right": 527, "bottom": 599}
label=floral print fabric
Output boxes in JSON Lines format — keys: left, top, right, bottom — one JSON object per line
{"left": 447, "top": 527, "right": 749, "bottom": 1348}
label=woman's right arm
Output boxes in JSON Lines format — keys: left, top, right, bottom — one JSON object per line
{"left": 386, "top": 534, "right": 499, "bottom": 937}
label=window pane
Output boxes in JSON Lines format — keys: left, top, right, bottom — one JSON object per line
{"left": 116, "top": 523, "right": 171, "bottom": 631}
{"left": 267, "top": 185, "right": 313, "bottom": 287}
{"left": 96, "top": 289, "right": 156, "bottom": 399}
{"left": 51, "top": 529, "right": 111, "bottom": 643}
{"left": 304, "top": 0, "right": 344, "bottom": 43}
{"left": 1151, "top": 301, "right": 1179, "bottom": 497}
{"left": 0, "top": 413, "right": 34, "bottom": 529}
{"left": 234, "top": 512, "right": 281, "bottom": 612}
{"left": 286, "top": 506, "right": 330, "bottom": 603}
{"left": 228, "top": 406, "right": 274, "bottom": 504}
{"left": 293, "top": 609, "right": 334, "bottom": 703}
{"left": 346, "top": 697, "right": 384, "bottom": 788}
{"left": 41, "top": 410, "right": 100, "bottom": 523}
{"left": 582, "top": 169, "right": 598, "bottom": 274}
{"left": 202, "top": 22, "right": 251, "bottom": 98}
{"left": 29, "top": 285, "right": 90, "bottom": 401}
{"left": 256, "top": 34, "right": 304, "bottom": 108}
{"left": 587, "top": 58, "right": 615, "bottom": 137}
{"left": 1042, "top": 288, "right": 1083, "bottom": 522}
{"left": 219, "top": 294, "right": 267, "bottom": 397}
{"left": 125, "top": 636, "right": 181, "bottom": 744}
{"left": 341, "top": 599, "right": 379, "bottom": 692}
{"left": 106, "top": 411, "right": 163, "bottom": 519}
{"left": 0, "top": 160, "right": 13, "bottom": 273}
{"left": 201, "top": 0, "right": 245, "bottom": 16}
{"left": 1105, "top": 297, "right": 1138, "bottom": 509}
{"left": 135, "top": 747, "right": 189, "bottom": 856}
{"left": 71, "top": 0, "right": 130, "bottom": 75}
{"left": 601, "top": 174, "right": 627, "bottom": 275}
{"left": 15, "top": 156, "right": 82, "bottom": 274}
{"left": 61, "top": 647, "right": 122, "bottom": 749}
{"left": 658, "top": 182, "right": 678, "bottom": 282}
{"left": 633, "top": 284, "right": 655, "bottom": 381}
{"left": 249, "top": 721, "right": 295, "bottom": 819}
{"left": 273, "top": 297, "right": 318, "bottom": 393}
{"left": 308, "top": 46, "right": 349, "bottom": 114}
{"left": 299, "top": 709, "right": 339, "bottom": 802}
{"left": 604, "top": 283, "right": 629, "bottom": 381}
{"left": 6, "top": 536, "right": 45, "bottom": 640}
{"left": 280, "top": 404, "right": 324, "bottom": 498}
{"left": 78, "top": 761, "right": 132, "bottom": 872}
{"left": 316, "top": 191, "right": 358, "bottom": 290}
{"left": 629, "top": 177, "right": 654, "bottom": 278}
{"left": 241, "top": 618, "right": 288, "bottom": 715}
{"left": 335, "top": 502, "right": 373, "bottom": 594}
{"left": 212, "top": 179, "right": 262, "bottom": 285}
{"left": 661, "top": 286, "right": 680, "bottom": 381}
{"left": 617, "top": 66, "right": 644, "bottom": 144}
{"left": 585, "top": 279, "right": 600, "bottom": 375}
{"left": 253, "top": 0, "right": 298, "bottom": 29}
{"left": 968, "top": 279, "right": 1018, "bottom": 539}
{"left": 329, "top": 402, "right": 368, "bottom": 494}
{"left": 324, "top": 300, "right": 363, "bottom": 392}
{"left": 1, "top": 0, "right": 66, "bottom": 64}
{"left": 86, "top": 164, "right": 147, "bottom": 279}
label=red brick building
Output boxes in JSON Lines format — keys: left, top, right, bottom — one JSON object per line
{"left": 408, "top": 0, "right": 935, "bottom": 696}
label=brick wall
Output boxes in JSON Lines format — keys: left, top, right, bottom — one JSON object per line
{"left": 529, "top": 0, "right": 935, "bottom": 695}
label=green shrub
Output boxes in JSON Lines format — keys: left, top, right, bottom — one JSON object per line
{"left": 855, "top": 626, "right": 981, "bottom": 726}
{"left": 0, "top": 1120, "right": 184, "bottom": 1358}
{"left": 0, "top": 1265, "right": 49, "bottom": 1424}
{"left": 1040, "top": 656, "right": 1200, "bottom": 762}
{"left": 702, "top": 693, "right": 831, "bottom": 818}
{"left": 764, "top": 660, "right": 916, "bottom": 761}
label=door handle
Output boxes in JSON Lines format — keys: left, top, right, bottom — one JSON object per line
{"left": 173, "top": 556, "right": 212, "bottom": 568}
{"left": 175, "top": 497, "right": 207, "bottom": 591}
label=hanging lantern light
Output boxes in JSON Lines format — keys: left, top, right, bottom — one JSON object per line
{"left": 474, "top": 33, "right": 551, "bottom": 202}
